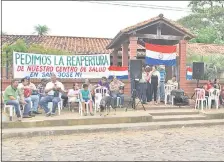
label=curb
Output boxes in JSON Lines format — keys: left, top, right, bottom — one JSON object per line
{"left": 3, "top": 119, "right": 224, "bottom": 139}
{"left": 2, "top": 115, "right": 153, "bottom": 129}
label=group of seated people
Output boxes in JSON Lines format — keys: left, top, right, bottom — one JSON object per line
{"left": 3, "top": 73, "right": 125, "bottom": 121}
{"left": 203, "top": 79, "right": 224, "bottom": 106}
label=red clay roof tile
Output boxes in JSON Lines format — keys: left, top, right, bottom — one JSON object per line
{"left": 1, "top": 35, "right": 224, "bottom": 55}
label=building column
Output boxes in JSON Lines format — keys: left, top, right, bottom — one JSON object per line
{"left": 112, "top": 50, "right": 118, "bottom": 66}
{"left": 179, "top": 40, "right": 187, "bottom": 90}
{"left": 129, "top": 36, "right": 138, "bottom": 59}
{"left": 122, "top": 43, "right": 129, "bottom": 66}
{"left": 128, "top": 36, "right": 138, "bottom": 95}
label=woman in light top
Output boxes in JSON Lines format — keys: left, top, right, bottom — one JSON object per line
{"left": 67, "top": 83, "right": 80, "bottom": 103}
{"left": 138, "top": 66, "right": 148, "bottom": 104}
{"left": 145, "top": 66, "right": 153, "bottom": 102}
{"left": 150, "top": 66, "right": 160, "bottom": 104}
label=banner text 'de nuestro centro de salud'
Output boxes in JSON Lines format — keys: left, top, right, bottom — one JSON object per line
{"left": 13, "top": 52, "right": 110, "bottom": 79}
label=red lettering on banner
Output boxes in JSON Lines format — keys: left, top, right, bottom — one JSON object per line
{"left": 27, "top": 66, "right": 53, "bottom": 72}
{"left": 89, "top": 67, "right": 106, "bottom": 72}
{"left": 17, "top": 66, "right": 24, "bottom": 71}
{"left": 80, "top": 67, "right": 86, "bottom": 72}
{"left": 56, "top": 66, "right": 78, "bottom": 72}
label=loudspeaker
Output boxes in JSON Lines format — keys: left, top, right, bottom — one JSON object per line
{"left": 193, "top": 62, "right": 204, "bottom": 80}
{"left": 129, "top": 60, "right": 142, "bottom": 79}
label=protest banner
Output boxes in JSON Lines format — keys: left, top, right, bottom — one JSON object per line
{"left": 13, "top": 52, "right": 111, "bottom": 79}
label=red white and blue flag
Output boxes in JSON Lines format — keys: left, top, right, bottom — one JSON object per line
{"left": 145, "top": 43, "right": 177, "bottom": 66}
{"left": 186, "top": 66, "right": 192, "bottom": 80}
{"left": 108, "top": 66, "right": 128, "bottom": 79}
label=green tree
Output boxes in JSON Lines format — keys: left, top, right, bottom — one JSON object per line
{"left": 188, "top": 0, "right": 224, "bottom": 13}
{"left": 33, "top": 24, "right": 50, "bottom": 35}
{"left": 2, "top": 39, "right": 28, "bottom": 66}
{"left": 177, "top": 1, "right": 224, "bottom": 44}
{"left": 187, "top": 51, "right": 224, "bottom": 80}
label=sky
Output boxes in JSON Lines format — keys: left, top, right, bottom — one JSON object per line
{"left": 2, "top": 1, "right": 191, "bottom": 38}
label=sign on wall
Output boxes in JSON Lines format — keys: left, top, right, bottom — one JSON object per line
{"left": 13, "top": 52, "right": 110, "bottom": 79}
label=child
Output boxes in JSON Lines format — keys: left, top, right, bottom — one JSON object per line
{"left": 80, "top": 84, "right": 93, "bottom": 116}
{"left": 67, "top": 83, "right": 80, "bottom": 111}
{"left": 68, "top": 83, "right": 80, "bottom": 102}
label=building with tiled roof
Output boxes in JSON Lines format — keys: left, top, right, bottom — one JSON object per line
{"left": 2, "top": 35, "right": 224, "bottom": 57}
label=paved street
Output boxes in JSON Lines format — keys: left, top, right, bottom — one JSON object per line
{"left": 2, "top": 126, "right": 224, "bottom": 161}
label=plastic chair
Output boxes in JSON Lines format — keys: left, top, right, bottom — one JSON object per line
{"left": 68, "top": 97, "right": 79, "bottom": 111}
{"left": 194, "top": 88, "right": 208, "bottom": 110}
{"left": 208, "top": 88, "right": 220, "bottom": 109}
{"left": 95, "top": 87, "right": 108, "bottom": 97}
{"left": 68, "top": 89, "right": 80, "bottom": 111}
{"left": 94, "top": 87, "right": 108, "bottom": 112}
{"left": 48, "top": 93, "right": 63, "bottom": 115}
{"left": 94, "top": 93, "right": 102, "bottom": 113}
{"left": 2, "top": 91, "right": 22, "bottom": 121}
{"left": 78, "top": 93, "right": 91, "bottom": 116}
{"left": 164, "top": 84, "right": 176, "bottom": 105}
{"left": 116, "top": 97, "right": 121, "bottom": 107}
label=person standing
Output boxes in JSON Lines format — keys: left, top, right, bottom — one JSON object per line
{"left": 3, "top": 79, "right": 23, "bottom": 121}
{"left": 158, "top": 66, "right": 166, "bottom": 103}
{"left": 213, "top": 78, "right": 221, "bottom": 90}
{"left": 213, "top": 78, "right": 222, "bottom": 107}
{"left": 150, "top": 66, "right": 160, "bottom": 104}
{"left": 39, "top": 73, "right": 66, "bottom": 116}
{"left": 145, "top": 66, "right": 152, "bottom": 102}
{"left": 138, "top": 66, "right": 147, "bottom": 104}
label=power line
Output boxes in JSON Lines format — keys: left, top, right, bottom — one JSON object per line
{"left": 78, "top": 1, "right": 192, "bottom": 12}
{"left": 110, "top": 1, "right": 190, "bottom": 10}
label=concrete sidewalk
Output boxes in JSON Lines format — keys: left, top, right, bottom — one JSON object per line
{"left": 2, "top": 109, "right": 200, "bottom": 129}
{"left": 3, "top": 119, "right": 224, "bottom": 139}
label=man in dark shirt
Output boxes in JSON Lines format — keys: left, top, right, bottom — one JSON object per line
{"left": 97, "top": 77, "right": 110, "bottom": 91}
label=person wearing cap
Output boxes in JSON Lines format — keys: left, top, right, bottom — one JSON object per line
{"left": 25, "top": 76, "right": 40, "bottom": 115}
{"left": 39, "top": 73, "right": 67, "bottom": 116}
{"left": 18, "top": 78, "right": 33, "bottom": 118}
{"left": 158, "top": 65, "right": 166, "bottom": 103}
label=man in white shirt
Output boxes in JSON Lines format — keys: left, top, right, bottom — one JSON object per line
{"left": 39, "top": 73, "right": 66, "bottom": 116}
{"left": 167, "top": 75, "right": 178, "bottom": 88}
